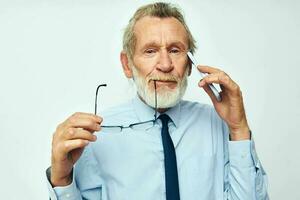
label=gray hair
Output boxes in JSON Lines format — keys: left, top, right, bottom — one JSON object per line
{"left": 122, "top": 2, "right": 197, "bottom": 61}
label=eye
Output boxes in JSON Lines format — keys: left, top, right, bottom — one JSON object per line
{"left": 169, "top": 48, "right": 180, "bottom": 54}
{"left": 144, "top": 48, "right": 156, "bottom": 54}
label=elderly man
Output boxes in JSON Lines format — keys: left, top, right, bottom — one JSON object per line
{"left": 46, "top": 2, "right": 269, "bottom": 200}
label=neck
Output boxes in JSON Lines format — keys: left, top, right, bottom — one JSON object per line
{"left": 137, "top": 94, "right": 169, "bottom": 113}
{"left": 157, "top": 108, "right": 168, "bottom": 113}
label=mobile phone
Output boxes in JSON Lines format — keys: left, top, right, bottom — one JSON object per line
{"left": 187, "top": 52, "right": 222, "bottom": 102}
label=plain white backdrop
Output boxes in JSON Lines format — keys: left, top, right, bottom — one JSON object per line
{"left": 0, "top": 0, "right": 299, "bottom": 199}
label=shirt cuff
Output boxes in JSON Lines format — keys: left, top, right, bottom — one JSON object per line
{"left": 228, "top": 140, "right": 255, "bottom": 168}
{"left": 46, "top": 167, "right": 81, "bottom": 200}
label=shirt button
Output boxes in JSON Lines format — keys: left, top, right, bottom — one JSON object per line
{"left": 65, "top": 193, "right": 71, "bottom": 198}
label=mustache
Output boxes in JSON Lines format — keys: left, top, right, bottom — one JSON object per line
{"left": 147, "top": 74, "right": 179, "bottom": 82}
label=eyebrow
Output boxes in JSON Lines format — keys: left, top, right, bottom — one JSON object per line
{"left": 141, "top": 41, "right": 187, "bottom": 50}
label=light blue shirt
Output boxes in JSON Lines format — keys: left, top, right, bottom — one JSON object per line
{"left": 46, "top": 96, "right": 269, "bottom": 200}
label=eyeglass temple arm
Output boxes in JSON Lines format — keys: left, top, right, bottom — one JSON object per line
{"left": 95, "top": 84, "right": 107, "bottom": 115}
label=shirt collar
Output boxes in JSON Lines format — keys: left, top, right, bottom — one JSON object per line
{"left": 132, "top": 94, "right": 181, "bottom": 128}
{"left": 164, "top": 101, "right": 181, "bottom": 128}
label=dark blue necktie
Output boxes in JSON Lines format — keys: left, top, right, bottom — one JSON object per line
{"left": 159, "top": 114, "right": 180, "bottom": 200}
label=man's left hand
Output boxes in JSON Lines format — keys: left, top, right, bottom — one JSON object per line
{"left": 197, "top": 65, "right": 250, "bottom": 141}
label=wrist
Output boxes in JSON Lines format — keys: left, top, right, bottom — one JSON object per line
{"left": 229, "top": 125, "right": 251, "bottom": 141}
{"left": 51, "top": 175, "right": 72, "bottom": 187}
{"left": 50, "top": 168, "right": 72, "bottom": 187}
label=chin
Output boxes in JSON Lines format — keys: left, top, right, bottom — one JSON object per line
{"left": 131, "top": 65, "right": 189, "bottom": 109}
{"left": 142, "top": 84, "right": 187, "bottom": 109}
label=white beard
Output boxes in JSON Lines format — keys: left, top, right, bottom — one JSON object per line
{"left": 131, "top": 66, "right": 189, "bottom": 109}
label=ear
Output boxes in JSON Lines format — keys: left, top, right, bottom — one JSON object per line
{"left": 120, "top": 51, "right": 133, "bottom": 78}
{"left": 187, "top": 61, "right": 192, "bottom": 76}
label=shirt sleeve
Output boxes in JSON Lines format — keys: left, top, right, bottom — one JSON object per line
{"left": 46, "top": 167, "right": 82, "bottom": 200}
{"left": 223, "top": 129, "right": 269, "bottom": 199}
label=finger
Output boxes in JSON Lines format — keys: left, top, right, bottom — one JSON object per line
{"left": 60, "top": 139, "right": 90, "bottom": 155}
{"left": 74, "top": 112, "right": 103, "bottom": 123}
{"left": 69, "top": 112, "right": 102, "bottom": 124}
{"left": 197, "top": 65, "right": 221, "bottom": 74}
{"left": 58, "top": 112, "right": 102, "bottom": 131}
{"left": 66, "top": 116, "right": 102, "bottom": 131}
{"left": 200, "top": 73, "right": 239, "bottom": 95}
{"left": 199, "top": 74, "right": 221, "bottom": 86}
{"left": 63, "top": 128, "right": 97, "bottom": 141}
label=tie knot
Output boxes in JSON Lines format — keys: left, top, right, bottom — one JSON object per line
{"left": 158, "top": 114, "right": 171, "bottom": 126}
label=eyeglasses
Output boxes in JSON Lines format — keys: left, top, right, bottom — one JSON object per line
{"left": 94, "top": 81, "right": 158, "bottom": 133}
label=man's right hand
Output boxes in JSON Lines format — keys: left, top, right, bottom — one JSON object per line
{"left": 50, "top": 112, "right": 102, "bottom": 187}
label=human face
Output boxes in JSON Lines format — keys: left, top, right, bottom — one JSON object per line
{"left": 131, "top": 16, "right": 190, "bottom": 108}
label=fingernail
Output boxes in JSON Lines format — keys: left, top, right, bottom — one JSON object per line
{"left": 93, "top": 135, "right": 97, "bottom": 140}
{"left": 199, "top": 80, "right": 204, "bottom": 87}
{"left": 96, "top": 124, "right": 100, "bottom": 130}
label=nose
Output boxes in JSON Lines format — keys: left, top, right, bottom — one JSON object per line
{"left": 156, "top": 50, "right": 174, "bottom": 73}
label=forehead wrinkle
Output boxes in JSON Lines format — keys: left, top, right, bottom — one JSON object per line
{"left": 134, "top": 16, "right": 188, "bottom": 50}
{"left": 141, "top": 27, "right": 187, "bottom": 50}
{"left": 160, "top": 18, "right": 188, "bottom": 48}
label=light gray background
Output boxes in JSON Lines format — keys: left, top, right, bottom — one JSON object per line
{"left": 0, "top": 0, "right": 299, "bottom": 199}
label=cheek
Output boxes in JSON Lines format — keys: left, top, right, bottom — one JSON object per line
{"left": 133, "top": 57, "right": 158, "bottom": 76}
{"left": 174, "top": 59, "right": 189, "bottom": 77}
